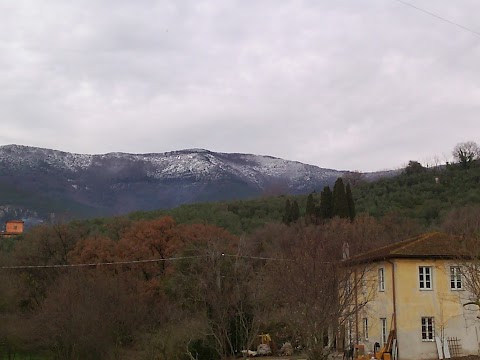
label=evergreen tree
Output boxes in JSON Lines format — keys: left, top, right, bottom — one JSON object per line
{"left": 346, "top": 183, "right": 356, "bottom": 221}
{"left": 305, "top": 193, "right": 317, "bottom": 225}
{"left": 332, "top": 178, "right": 349, "bottom": 219}
{"left": 291, "top": 200, "right": 300, "bottom": 223}
{"left": 320, "top": 186, "right": 333, "bottom": 219}
{"left": 282, "top": 199, "right": 292, "bottom": 225}
{"left": 404, "top": 160, "right": 425, "bottom": 175}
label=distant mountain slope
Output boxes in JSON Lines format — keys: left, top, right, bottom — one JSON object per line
{"left": 354, "top": 161, "right": 480, "bottom": 225}
{"left": 85, "top": 162, "right": 480, "bottom": 236}
{"left": 0, "top": 144, "right": 359, "bottom": 224}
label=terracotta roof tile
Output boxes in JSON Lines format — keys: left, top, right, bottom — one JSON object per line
{"left": 347, "top": 232, "right": 469, "bottom": 264}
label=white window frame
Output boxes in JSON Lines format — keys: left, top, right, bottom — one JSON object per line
{"left": 450, "top": 266, "right": 463, "bottom": 290}
{"left": 380, "top": 318, "right": 387, "bottom": 345}
{"left": 421, "top": 317, "right": 435, "bottom": 341}
{"left": 378, "top": 268, "right": 385, "bottom": 292}
{"left": 363, "top": 318, "right": 369, "bottom": 341}
{"left": 419, "top": 266, "right": 432, "bottom": 290}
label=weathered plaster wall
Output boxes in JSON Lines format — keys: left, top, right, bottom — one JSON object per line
{"left": 354, "top": 259, "right": 480, "bottom": 360}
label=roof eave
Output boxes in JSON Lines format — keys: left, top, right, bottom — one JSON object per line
{"left": 345, "top": 253, "right": 471, "bottom": 266}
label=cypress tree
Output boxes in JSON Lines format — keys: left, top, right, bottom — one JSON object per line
{"left": 346, "top": 183, "right": 356, "bottom": 221}
{"left": 320, "top": 186, "right": 333, "bottom": 219}
{"left": 305, "top": 193, "right": 317, "bottom": 225}
{"left": 332, "top": 178, "right": 349, "bottom": 219}
{"left": 282, "top": 199, "right": 292, "bottom": 225}
{"left": 291, "top": 200, "right": 300, "bottom": 223}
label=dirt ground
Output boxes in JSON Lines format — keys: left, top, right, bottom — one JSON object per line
{"left": 239, "top": 355, "right": 308, "bottom": 360}
{"left": 242, "top": 355, "right": 480, "bottom": 360}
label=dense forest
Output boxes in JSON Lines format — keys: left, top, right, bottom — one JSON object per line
{"left": 74, "top": 156, "right": 480, "bottom": 236}
{"left": 1, "top": 143, "right": 480, "bottom": 360}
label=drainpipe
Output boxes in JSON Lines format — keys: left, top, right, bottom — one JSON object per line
{"left": 386, "top": 259, "right": 398, "bottom": 360}
{"left": 355, "top": 268, "right": 359, "bottom": 345}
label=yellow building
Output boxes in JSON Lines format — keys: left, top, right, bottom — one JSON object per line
{"left": 346, "top": 232, "right": 479, "bottom": 360}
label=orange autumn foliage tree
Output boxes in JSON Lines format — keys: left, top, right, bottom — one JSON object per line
{"left": 69, "top": 236, "right": 119, "bottom": 264}
{"left": 4, "top": 216, "right": 246, "bottom": 359}
{"left": 117, "top": 216, "right": 182, "bottom": 278}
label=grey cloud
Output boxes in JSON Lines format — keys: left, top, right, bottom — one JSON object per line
{"left": 0, "top": 0, "right": 479, "bottom": 171}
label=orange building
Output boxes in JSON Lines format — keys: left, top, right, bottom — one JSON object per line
{"left": 0, "top": 220, "right": 24, "bottom": 237}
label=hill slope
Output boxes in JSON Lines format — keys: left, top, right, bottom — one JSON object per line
{"left": 89, "top": 162, "right": 479, "bottom": 235}
{"left": 0, "top": 144, "right": 348, "bottom": 223}
{"left": 354, "top": 162, "right": 480, "bottom": 222}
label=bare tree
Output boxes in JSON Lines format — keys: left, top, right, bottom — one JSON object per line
{"left": 140, "top": 308, "right": 207, "bottom": 360}
{"left": 443, "top": 213, "right": 480, "bottom": 317}
{"left": 31, "top": 271, "right": 158, "bottom": 360}
{"left": 265, "top": 225, "right": 371, "bottom": 360}
{"left": 442, "top": 205, "right": 480, "bottom": 238}
{"left": 452, "top": 141, "right": 480, "bottom": 168}
{"left": 11, "top": 224, "right": 82, "bottom": 310}
{"left": 173, "top": 230, "right": 266, "bottom": 360}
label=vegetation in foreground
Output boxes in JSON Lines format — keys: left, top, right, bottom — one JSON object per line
{"left": 1, "top": 204, "right": 478, "bottom": 360}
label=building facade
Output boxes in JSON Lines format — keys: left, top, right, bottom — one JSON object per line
{"left": 0, "top": 220, "right": 24, "bottom": 238}
{"left": 347, "top": 233, "right": 480, "bottom": 360}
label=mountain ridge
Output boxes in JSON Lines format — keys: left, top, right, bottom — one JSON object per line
{"left": 0, "top": 144, "right": 396, "bottom": 224}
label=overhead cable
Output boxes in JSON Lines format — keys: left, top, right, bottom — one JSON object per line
{"left": 0, "top": 255, "right": 205, "bottom": 270}
{"left": 0, "top": 253, "right": 338, "bottom": 270}
{"left": 393, "top": 0, "right": 480, "bottom": 38}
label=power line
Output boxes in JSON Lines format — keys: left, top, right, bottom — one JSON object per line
{"left": 393, "top": 0, "right": 480, "bottom": 38}
{"left": 222, "top": 253, "right": 335, "bottom": 263}
{"left": 222, "top": 253, "right": 293, "bottom": 261}
{"left": 0, "top": 255, "right": 206, "bottom": 270}
{"left": 0, "top": 253, "right": 337, "bottom": 270}
{"left": 0, "top": 253, "right": 289, "bottom": 270}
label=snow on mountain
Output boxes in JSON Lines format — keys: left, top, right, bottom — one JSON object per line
{"left": 0, "top": 145, "right": 344, "bottom": 189}
{"left": 0, "top": 144, "right": 395, "bottom": 223}
{"left": 0, "top": 144, "right": 93, "bottom": 170}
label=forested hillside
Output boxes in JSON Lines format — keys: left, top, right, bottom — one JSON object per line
{"left": 354, "top": 160, "right": 480, "bottom": 223}
{"left": 76, "top": 160, "right": 480, "bottom": 235}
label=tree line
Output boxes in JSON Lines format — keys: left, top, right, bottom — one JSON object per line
{"left": 282, "top": 178, "right": 355, "bottom": 225}
{"left": 0, "top": 207, "right": 443, "bottom": 360}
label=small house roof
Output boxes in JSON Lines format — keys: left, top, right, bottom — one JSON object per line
{"left": 346, "top": 232, "right": 470, "bottom": 265}
{"left": 6, "top": 220, "right": 24, "bottom": 223}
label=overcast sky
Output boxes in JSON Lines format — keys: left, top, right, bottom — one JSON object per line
{"left": 1, "top": 0, "right": 479, "bottom": 171}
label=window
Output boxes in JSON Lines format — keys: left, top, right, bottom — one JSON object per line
{"left": 363, "top": 318, "right": 369, "bottom": 340}
{"left": 421, "top": 317, "right": 434, "bottom": 341}
{"left": 378, "top": 268, "right": 385, "bottom": 291}
{"left": 419, "top": 266, "right": 432, "bottom": 290}
{"left": 380, "top": 318, "right": 387, "bottom": 345}
{"left": 450, "top": 266, "right": 462, "bottom": 290}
